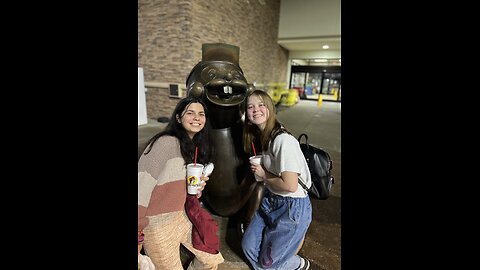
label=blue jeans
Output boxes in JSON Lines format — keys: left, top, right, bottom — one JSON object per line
{"left": 241, "top": 191, "right": 312, "bottom": 269}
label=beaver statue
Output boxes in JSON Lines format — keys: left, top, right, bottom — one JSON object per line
{"left": 185, "top": 43, "right": 264, "bottom": 230}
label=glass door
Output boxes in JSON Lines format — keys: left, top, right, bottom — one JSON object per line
{"left": 306, "top": 73, "right": 323, "bottom": 100}
{"left": 291, "top": 72, "right": 306, "bottom": 99}
{"left": 290, "top": 66, "right": 341, "bottom": 102}
{"left": 321, "top": 72, "right": 341, "bottom": 101}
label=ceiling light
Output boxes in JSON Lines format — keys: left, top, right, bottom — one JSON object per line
{"left": 314, "top": 59, "right": 327, "bottom": 62}
{"left": 322, "top": 45, "right": 329, "bottom": 49}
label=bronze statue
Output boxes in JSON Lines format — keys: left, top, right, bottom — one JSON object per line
{"left": 186, "top": 43, "right": 263, "bottom": 228}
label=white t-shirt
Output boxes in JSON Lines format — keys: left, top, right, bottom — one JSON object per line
{"left": 262, "top": 133, "right": 311, "bottom": 198}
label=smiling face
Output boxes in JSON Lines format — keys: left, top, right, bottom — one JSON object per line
{"left": 177, "top": 102, "right": 206, "bottom": 139}
{"left": 246, "top": 94, "right": 270, "bottom": 131}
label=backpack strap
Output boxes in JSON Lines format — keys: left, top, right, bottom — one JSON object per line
{"left": 271, "top": 126, "right": 290, "bottom": 142}
{"left": 297, "top": 133, "right": 309, "bottom": 149}
{"left": 269, "top": 127, "right": 289, "bottom": 156}
{"left": 272, "top": 130, "right": 310, "bottom": 193}
{"left": 297, "top": 177, "right": 309, "bottom": 191}
{"left": 297, "top": 133, "right": 311, "bottom": 192}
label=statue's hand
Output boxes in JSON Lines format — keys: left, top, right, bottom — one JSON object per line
{"left": 203, "top": 163, "right": 214, "bottom": 177}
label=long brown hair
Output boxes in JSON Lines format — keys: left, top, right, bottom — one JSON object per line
{"left": 242, "top": 89, "right": 287, "bottom": 154}
{"left": 143, "top": 96, "right": 214, "bottom": 165}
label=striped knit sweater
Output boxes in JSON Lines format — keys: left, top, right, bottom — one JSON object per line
{"left": 138, "top": 135, "right": 187, "bottom": 231}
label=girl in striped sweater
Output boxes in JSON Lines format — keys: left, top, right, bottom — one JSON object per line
{"left": 138, "top": 96, "right": 224, "bottom": 269}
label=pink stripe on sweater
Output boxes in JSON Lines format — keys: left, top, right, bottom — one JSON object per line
{"left": 145, "top": 180, "right": 187, "bottom": 216}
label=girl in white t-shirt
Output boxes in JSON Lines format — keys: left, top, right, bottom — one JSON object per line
{"left": 241, "top": 89, "right": 312, "bottom": 270}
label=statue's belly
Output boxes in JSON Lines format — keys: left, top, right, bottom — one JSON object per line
{"left": 203, "top": 126, "right": 256, "bottom": 216}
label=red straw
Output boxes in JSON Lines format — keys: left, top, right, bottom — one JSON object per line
{"left": 194, "top": 146, "right": 198, "bottom": 166}
{"left": 251, "top": 142, "right": 257, "bottom": 156}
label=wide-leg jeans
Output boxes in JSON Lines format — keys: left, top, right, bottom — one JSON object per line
{"left": 241, "top": 191, "right": 312, "bottom": 269}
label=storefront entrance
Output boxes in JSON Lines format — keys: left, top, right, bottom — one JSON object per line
{"left": 290, "top": 65, "right": 341, "bottom": 102}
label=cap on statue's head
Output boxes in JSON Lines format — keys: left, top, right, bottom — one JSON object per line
{"left": 201, "top": 43, "right": 240, "bottom": 66}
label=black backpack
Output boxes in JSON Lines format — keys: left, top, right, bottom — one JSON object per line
{"left": 297, "top": 133, "right": 335, "bottom": 200}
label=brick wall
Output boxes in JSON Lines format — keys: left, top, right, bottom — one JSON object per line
{"left": 138, "top": 0, "right": 288, "bottom": 120}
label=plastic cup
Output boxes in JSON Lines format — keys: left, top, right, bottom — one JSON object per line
{"left": 186, "top": 163, "right": 204, "bottom": 195}
{"left": 249, "top": 155, "right": 263, "bottom": 181}
{"left": 249, "top": 155, "right": 263, "bottom": 165}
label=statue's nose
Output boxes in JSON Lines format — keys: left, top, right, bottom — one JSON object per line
{"left": 225, "top": 72, "right": 233, "bottom": 82}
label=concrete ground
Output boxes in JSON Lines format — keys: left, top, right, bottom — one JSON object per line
{"left": 138, "top": 99, "right": 341, "bottom": 270}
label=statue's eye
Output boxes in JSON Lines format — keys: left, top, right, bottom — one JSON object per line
{"left": 201, "top": 66, "right": 219, "bottom": 82}
{"left": 208, "top": 69, "right": 217, "bottom": 79}
{"left": 231, "top": 70, "right": 242, "bottom": 80}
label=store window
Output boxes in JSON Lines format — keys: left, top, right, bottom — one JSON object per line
{"left": 290, "top": 66, "right": 341, "bottom": 102}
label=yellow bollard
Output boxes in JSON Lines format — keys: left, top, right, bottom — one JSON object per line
{"left": 317, "top": 94, "right": 323, "bottom": 108}
{"left": 333, "top": 89, "right": 338, "bottom": 100}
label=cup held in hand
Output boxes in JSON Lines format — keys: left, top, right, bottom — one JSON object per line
{"left": 249, "top": 155, "right": 263, "bottom": 165}
{"left": 187, "top": 163, "right": 205, "bottom": 195}
{"left": 249, "top": 155, "right": 263, "bottom": 181}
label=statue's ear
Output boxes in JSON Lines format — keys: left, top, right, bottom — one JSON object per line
{"left": 246, "top": 83, "right": 256, "bottom": 93}
{"left": 189, "top": 82, "right": 204, "bottom": 98}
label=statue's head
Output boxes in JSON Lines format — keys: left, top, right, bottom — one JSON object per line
{"left": 186, "top": 43, "right": 255, "bottom": 106}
